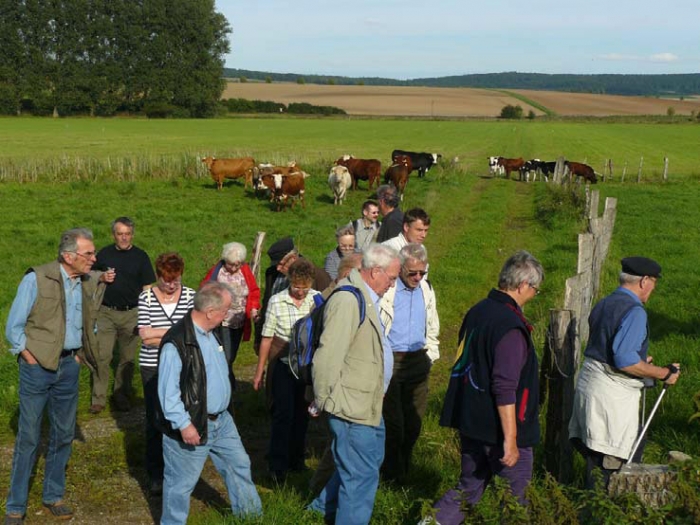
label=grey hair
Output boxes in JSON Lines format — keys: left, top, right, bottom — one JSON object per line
{"left": 111, "top": 216, "right": 134, "bottom": 234}
{"left": 221, "top": 242, "right": 247, "bottom": 264}
{"left": 376, "top": 184, "right": 400, "bottom": 208}
{"left": 58, "top": 228, "right": 93, "bottom": 261}
{"left": 336, "top": 225, "right": 355, "bottom": 240}
{"left": 362, "top": 243, "right": 399, "bottom": 270}
{"left": 399, "top": 243, "right": 428, "bottom": 265}
{"left": 619, "top": 272, "right": 643, "bottom": 286}
{"left": 194, "top": 282, "right": 231, "bottom": 312}
{"left": 498, "top": 250, "right": 544, "bottom": 290}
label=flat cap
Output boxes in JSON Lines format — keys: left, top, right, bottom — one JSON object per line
{"left": 621, "top": 256, "right": 662, "bottom": 278}
{"left": 268, "top": 237, "right": 295, "bottom": 265}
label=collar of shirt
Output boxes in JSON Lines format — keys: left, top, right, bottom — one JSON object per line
{"left": 60, "top": 264, "right": 81, "bottom": 289}
{"left": 617, "top": 286, "right": 643, "bottom": 305}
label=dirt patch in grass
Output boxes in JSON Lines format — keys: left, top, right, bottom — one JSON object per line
{"left": 222, "top": 81, "right": 700, "bottom": 118}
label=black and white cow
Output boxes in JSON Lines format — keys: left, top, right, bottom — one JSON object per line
{"left": 391, "top": 149, "right": 441, "bottom": 178}
{"left": 488, "top": 156, "right": 505, "bottom": 177}
{"left": 520, "top": 159, "right": 546, "bottom": 182}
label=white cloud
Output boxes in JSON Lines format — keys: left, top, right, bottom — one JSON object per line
{"left": 649, "top": 53, "right": 679, "bottom": 62}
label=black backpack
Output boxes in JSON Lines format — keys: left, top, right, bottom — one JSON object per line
{"left": 289, "top": 285, "right": 366, "bottom": 385}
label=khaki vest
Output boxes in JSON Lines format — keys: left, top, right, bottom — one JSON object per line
{"left": 24, "top": 261, "right": 104, "bottom": 371}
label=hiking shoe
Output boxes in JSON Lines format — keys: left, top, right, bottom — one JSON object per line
{"left": 43, "top": 501, "right": 74, "bottom": 520}
{"left": 4, "top": 514, "right": 24, "bottom": 525}
{"left": 88, "top": 404, "right": 104, "bottom": 414}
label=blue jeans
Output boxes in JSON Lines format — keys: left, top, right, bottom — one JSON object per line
{"left": 310, "top": 416, "right": 385, "bottom": 525}
{"left": 161, "top": 411, "right": 262, "bottom": 525}
{"left": 6, "top": 354, "right": 80, "bottom": 515}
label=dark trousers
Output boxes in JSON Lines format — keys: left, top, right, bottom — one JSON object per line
{"left": 221, "top": 327, "right": 243, "bottom": 414}
{"left": 140, "top": 366, "right": 163, "bottom": 483}
{"left": 269, "top": 358, "right": 309, "bottom": 474}
{"left": 571, "top": 436, "right": 645, "bottom": 490}
{"left": 381, "top": 350, "right": 431, "bottom": 482}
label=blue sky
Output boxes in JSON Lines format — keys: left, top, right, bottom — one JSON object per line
{"left": 215, "top": 1, "right": 699, "bottom": 79}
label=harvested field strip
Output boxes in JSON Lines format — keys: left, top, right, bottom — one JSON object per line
{"left": 496, "top": 89, "right": 557, "bottom": 117}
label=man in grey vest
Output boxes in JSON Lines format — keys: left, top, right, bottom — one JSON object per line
{"left": 4, "top": 228, "right": 112, "bottom": 524}
{"left": 569, "top": 256, "right": 680, "bottom": 489}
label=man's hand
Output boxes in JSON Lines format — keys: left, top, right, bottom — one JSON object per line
{"left": 500, "top": 438, "right": 520, "bottom": 467}
{"left": 20, "top": 349, "right": 38, "bottom": 365}
{"left": 664, "top": 363, "right": 681, "bottom": 385}
{"left": 180, "top": 424, "right": 200, "bottom": 446}
{"left": 253, "top": 371, "right": 265, "bottom": 391}
{"left": 100, "top": 268, "right": 116, "bottom": 283}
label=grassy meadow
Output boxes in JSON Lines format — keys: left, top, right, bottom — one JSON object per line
{"left": 0, "top": 117, "right": 699, "bottom": 523}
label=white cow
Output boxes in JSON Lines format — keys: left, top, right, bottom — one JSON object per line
{"left": 488, "top": 156, "right": 505, "bottom": 177}
{"left": 328, "top": 165, "right": 352, "bottom": 205}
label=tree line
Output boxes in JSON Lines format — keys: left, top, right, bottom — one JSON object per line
{"left": 0, "top": 0, "right": 230, "bottom": 117}
{"left": 226, "top": 68, "right": 700, "bottom": 98}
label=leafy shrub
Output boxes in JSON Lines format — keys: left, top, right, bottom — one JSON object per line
{"left": 0, "top": 83, "right": 19, "bottom": 115}
{"left": 535, "top": 184, "right": 587, "bottom": 230}
{"left": 143, "top": 102, "right": 178, "bottom": 119}
{"left": 297, "top": 77, "right": 305, "bottom": 85}
{"left": 528, "top": 110, "right": 536, "bottom": 120}
{"left": 500, "top": 104, "right": 524, "bottom": 119}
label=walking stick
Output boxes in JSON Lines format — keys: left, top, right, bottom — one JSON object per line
{"left": 626, "top": 385, "right": 668, "bottom": 465}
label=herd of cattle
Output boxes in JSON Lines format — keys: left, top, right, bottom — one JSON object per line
{"left": 200, "top": 150, "right": 598, "bottom": 211}
{"left": 200, "top": 150, "right": 442, "bottom": 210}
{"left": 488, "top": 156, "right": 599, "bottom": 184}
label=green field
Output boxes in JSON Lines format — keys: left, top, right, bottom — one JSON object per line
{"left": 1, "top": 117, "right": 699, "bottom": 523}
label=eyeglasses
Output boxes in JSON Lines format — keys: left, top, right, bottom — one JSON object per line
{"left": 406, "top": 270, "right": 428, "bottom": 277}
{"left": 290, "top": 285, "right": 311, "bottom": 293}
{"left": 530, "top": 283, "right": 541, "bottom": 295}
{"left": 380, "top": 268, "right": 398, "bottom": 283}
{"left": 73, "top": 251, "right": 96, "bottom": 259}
{"left": 160, "top": 279, "right": 182, "bottom": 287}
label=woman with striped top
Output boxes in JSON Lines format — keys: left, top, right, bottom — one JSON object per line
{"left": 137, "top": 252, "right": 194, "bottom": 495}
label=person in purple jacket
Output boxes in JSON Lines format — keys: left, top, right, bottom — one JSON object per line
{"left": 422, "top": 251, "right": 543, "bottom": 525}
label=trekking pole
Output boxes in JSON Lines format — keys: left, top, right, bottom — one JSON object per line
{"left": 626, "top": 385, "right": 668, "bottom": 465}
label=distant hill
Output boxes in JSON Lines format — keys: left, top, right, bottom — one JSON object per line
{"left": 223, "top": 69, "right": 700, "bottom": 97}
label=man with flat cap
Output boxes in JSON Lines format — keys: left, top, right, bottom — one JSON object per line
{"left": 569, "top": 256, "right": 680, "bottom": 489}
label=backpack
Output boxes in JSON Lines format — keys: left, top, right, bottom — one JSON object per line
{"left": 289, "top": 285, "right": 366, "bottom": 385}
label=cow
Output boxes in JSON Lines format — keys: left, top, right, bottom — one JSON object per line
{"left": 520, "top": 159, "right": 547, "bottom": 183}
{"left": 391, "top": 149, "right": 441, "bottom": 178}
{"left": 256, "top": 172, "right": 308, "bottom": 211}
{"left": 334, "top": 155, "right": 382, "bottom": 190}
{"left": 254, "top": 163, "right": 305, "bottom": 197}
{"left": 497, "top": 157, "right": 525, "bottom": 180}
{"left": 539, "top": 161, "right": 558, "bottom": 178}
{"left": 328, "top": 165, "right": 352, "bottom": 205}
{"left": 565, "top": 161, "right": 598, "bottom": 184}
{"left": 201, "top": 156, "right": 256, "bottom": 190}
{"left": 488, "top": 156, "right": 505, "bottom": 177}
{"left": 383, "top": 156, "right": 411, "bottom": 202}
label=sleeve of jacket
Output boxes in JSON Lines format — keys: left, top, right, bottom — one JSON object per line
{"left": 312, "top": 291, "right": 361, "bottom": 412}
{"left": 424, "top": 281, "right": 440, "bottom": 363}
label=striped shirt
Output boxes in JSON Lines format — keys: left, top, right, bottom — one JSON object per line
{"left": 137, "top": 286, "right": 195, "bottom": 368}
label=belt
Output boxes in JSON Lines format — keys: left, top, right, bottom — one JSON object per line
{"left": 208, "top": 411, "right": 225, "bottom": 421}
{"left": 60, "top": 349, "right": 78, "bottom": 358}
{"left": 103, "top": 304, "right": 138, "bottom": 311}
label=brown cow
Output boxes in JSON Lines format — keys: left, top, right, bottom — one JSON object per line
{"left": 272, "top": 172, "right": 309, "bottom": 211}
{"left": 335, "top": 155, "right": 382, "bottom": 190}
{"left": 254, "top": 163, "right": 304, "bottom": 197}
{"left": 497, "top": 157, "right": 525, "bottom": 180}
{"left": 384, "top": 156, "right": 411, "bottom": 202}
{"left": 201, "top": 156, "right": 256, "bottom": 190}
{"left": 565, "top": 161, "right": 598, "bottom": 184}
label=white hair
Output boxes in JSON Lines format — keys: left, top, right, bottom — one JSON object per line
{"left": 362, "top": 243, "right": 398, "bottom": 270}
{"left": 221, "top": 242, "right": 247, "bottom": 264}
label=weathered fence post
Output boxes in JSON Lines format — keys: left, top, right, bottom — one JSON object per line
{"left": 250, "top": 232, "right": 266, "bottom": 283}
{"left": 542, "top": 309, "right": 578, "bottom": 483}
{"left": 637, "top": 156, "right": 644, "bottom": 183}
{"left": 608, "top": 159, "right": 614, "bottom": 180}
{"left": 621, "top": 161, "right": 627, "bottom": 183}
{"left": 663, "top": 157, "right": 669, "bottom": 182}
{"left": 601, "top": 160, "right": 607, "bottom": 182}
{"left": 553, "top": 156, "right": 566, "bottom": 184}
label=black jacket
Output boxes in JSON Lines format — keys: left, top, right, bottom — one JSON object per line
{"left": 155, "top": 311, "right": 222, "bottom": 445}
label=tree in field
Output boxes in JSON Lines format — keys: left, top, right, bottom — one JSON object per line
{"left": 500, "top": 104, "right": 523, "bottom": 119}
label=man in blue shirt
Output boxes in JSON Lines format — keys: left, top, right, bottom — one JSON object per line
{"left": 379, "top": 243, "right": 440, "bottom": 482}
{"left": 4, "top": 228, "right": 111, "bottom": 524}
{"left": 158, "top": 282, "right": 261, "bottom": 525}
{"left": 569, "top": 256, "right": 681, "bottom": 489}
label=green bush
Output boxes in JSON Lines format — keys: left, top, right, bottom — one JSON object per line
{"left": 143, "top": 102, "right": 178, "bottom": 119}
{"left": 500, "top": 104, "right": 524, "bottom": 119}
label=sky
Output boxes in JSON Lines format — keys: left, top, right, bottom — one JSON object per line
{"left": 215, "top": 1, "right": 700, "bottom": 80}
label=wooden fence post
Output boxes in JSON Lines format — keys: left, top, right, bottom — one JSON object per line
{"left": 553, "top": 156, "right": 566, "bottom": 184}
{"left": 608, "top": 159, "right": 614, "bottom": 180}
{"left": 637, "top": 157, "right": 644, "bottom": 183}
{"left": 542, "top": 309, "right": 578, "bottom": 483}
{"left": 250, "top": 232, "right": 266, "bottom": 283}
{"left": 621, "top": 161, "right": 627, "bottom": 183}
{"left": 663, "top": 157, "right": 669, "bottom": 182}
{"left": 601, "top": 160, "right": 607, "bottom": 182}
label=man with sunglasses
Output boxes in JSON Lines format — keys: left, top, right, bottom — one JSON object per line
{"left": 91, "top": 216, "right": 155, "bottom": 414}
{"left": 379, "top": 243, "right": 440, "bottom": 483}
{"left": 5, "top": 228, "right": 112, "bottom": 524}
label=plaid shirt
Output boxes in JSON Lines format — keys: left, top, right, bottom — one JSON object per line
{"left": 261, "top": 288, "right": 320, "bottom": 341}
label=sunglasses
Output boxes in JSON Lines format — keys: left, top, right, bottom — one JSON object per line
{"left": 406, "top": 270, "right": 428, "bottom": 277}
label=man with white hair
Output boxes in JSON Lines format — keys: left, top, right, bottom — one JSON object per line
{"left": 309, "top": 243, "right": 400, "bottom": 525}
{"left": 379, "top": 243, "right": 440, "bottom": 483}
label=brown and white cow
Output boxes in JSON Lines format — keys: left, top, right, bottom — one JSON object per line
{"left": 201, "top": 156, "right": 256, "bottom": 190}
{"left": 565, "top": 161, "right": 598, "bottom": 184}
{"left": 383, "top": 156, "right": 411, "bottom": 201}
{"left": 334, "top": 155, "right": 382, "bottom": 190}
{"left": 497, "top": 157, "right": 525, "bottom": 180}
{"left": 272, "top": 172, "right": 309, "bottom": 211}
{"left": 328, "top": 165, "right": 352, "bottom": 205}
